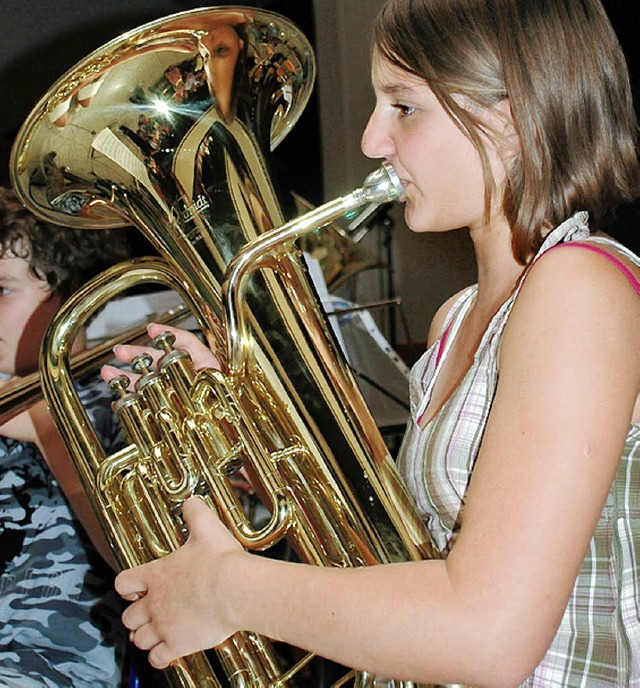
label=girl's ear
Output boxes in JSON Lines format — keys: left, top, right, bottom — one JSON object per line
{"left": 495, "top": 98, "right": 521, "bottom": 158}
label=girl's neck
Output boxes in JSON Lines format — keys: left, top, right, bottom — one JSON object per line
{"left": 470, "top": 217, "right": 525, "bottom": 317}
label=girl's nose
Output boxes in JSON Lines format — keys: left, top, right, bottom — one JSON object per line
{"left": 360, "top": 109, "right": 394, "bottom": 160}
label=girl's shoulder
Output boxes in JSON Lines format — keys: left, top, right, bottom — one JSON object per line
{"left": 530, "top": 235, "right": 640, "bottom": 299}
{"left": 426, "top": 285, "right": 476, "bottom": 348}
{"left": 506, "top": 236, "right": 640, "bottom": 361}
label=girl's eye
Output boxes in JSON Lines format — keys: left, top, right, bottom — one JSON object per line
{"left": 393, "top": 103, "right": 416, "bottom": 117}
{"left": 0, "top": 287, "right": 12, "bottom": 297}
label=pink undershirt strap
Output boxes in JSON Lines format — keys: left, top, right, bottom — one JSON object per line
{"left": 434, "top": 241, "right": 638, "bottom": 377}
{"left": 435, "top": 322, "right": 452, "bottom": 367}
{"left": 549, "top": 241, "right": 640, "bottom": 295}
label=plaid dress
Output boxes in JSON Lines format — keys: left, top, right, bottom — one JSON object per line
{"left": 398, "top": 213, "right": 640, "bottom": 686}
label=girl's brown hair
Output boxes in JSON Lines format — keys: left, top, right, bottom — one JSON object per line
{"left": 373, "top": 0, "right": 640, "bottom": 263}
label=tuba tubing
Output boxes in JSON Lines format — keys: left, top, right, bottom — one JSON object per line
{"left": 37, "top": 172, "right": 436, "bottom": 688}
{"left": 10, "top": 6, "right": 447, "bottom": 686}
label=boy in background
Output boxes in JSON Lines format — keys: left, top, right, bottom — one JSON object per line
{"left": 0, "top": 185, "right": 131, "bottom": 687}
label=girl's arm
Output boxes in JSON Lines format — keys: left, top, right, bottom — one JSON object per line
{"left": 114, "top": 248, "right": 640, "bottom": 686}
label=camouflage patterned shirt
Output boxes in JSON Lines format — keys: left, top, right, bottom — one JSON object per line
{"left": 0, "top": 376, "right": 127, "bottom": 687}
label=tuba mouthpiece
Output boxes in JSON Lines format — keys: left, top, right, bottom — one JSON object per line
{"left": 360, "top": 162, "right": 406, "bottom": 204}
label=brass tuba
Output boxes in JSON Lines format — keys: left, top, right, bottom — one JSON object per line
{"left": 10, "top": 7, "right": 440, "bottom": 687}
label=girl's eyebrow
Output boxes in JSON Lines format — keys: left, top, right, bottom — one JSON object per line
{"left": 376, "top": 79, "right": 431, "bottom": 99}
{"left": 376, "top": 79, "right": 416, "bottom": 95}
{"left": 380, "top": 84, "right": 409, "bottom": 95}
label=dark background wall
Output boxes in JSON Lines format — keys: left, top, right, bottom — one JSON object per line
{"left": 597, "top": 1, "right": 640, "bottom": 253}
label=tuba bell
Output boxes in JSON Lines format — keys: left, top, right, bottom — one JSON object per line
{"left": 10, "top": 6, "right": 441, "bottom": 687}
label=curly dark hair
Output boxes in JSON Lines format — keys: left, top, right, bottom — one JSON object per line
{"left": 0, "top": 186, "right": 131, "bottom": 300}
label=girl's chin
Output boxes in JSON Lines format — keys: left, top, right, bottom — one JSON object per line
{"left": 403, "top": 204, "right": 428, "bottom": 233}
{"left": 403, "top": 204, "right": 460, "bottom": 234}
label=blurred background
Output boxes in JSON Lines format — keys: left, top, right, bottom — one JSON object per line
{"left": 1, "top": 0, "right": 638, "bottom": 358}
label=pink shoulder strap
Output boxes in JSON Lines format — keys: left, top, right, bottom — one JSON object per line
{"left": 548, "top": 241, "right": 640, "bottom": 295}
{"left": 435, "top": 322, "right": 452, "bottom": 367}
